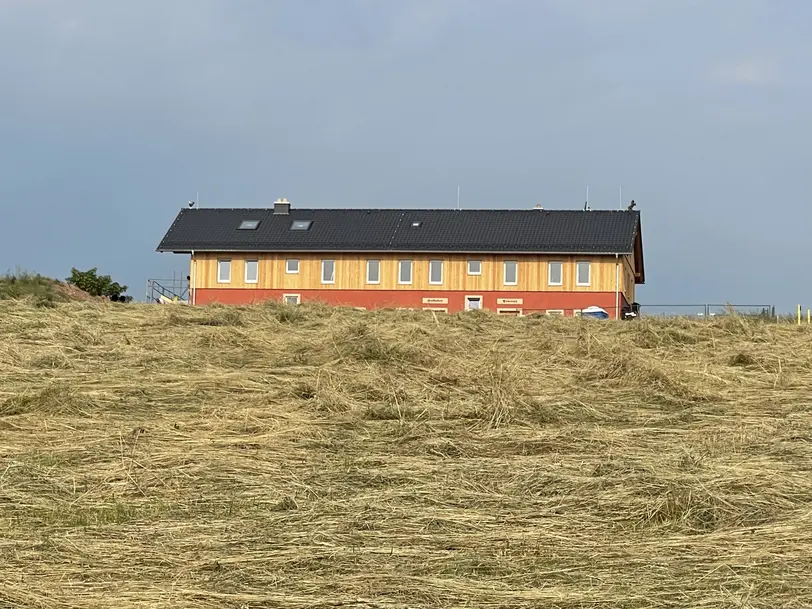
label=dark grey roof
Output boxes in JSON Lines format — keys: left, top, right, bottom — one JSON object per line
{"left": 157, "top": 208, "right": 642, "bottom": 255}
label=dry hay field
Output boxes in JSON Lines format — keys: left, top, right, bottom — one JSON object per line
{"left": 1, "top": 300, "right": 811, "bottom": 608}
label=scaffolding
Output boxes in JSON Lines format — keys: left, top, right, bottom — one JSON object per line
{"left": 146, "top": 276, "right": 190, "bottom": 304}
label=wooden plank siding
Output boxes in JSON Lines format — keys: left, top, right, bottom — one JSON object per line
{"left": 192, "top": 253, "right": 636, "bottom": 300}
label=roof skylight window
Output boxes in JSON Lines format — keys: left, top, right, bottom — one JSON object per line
{"left": 238, "top": 220, "right": 260, "bottom": 230}
{"left": 290, "top": 220, "right": 312, "bottom": 231}
{"left": 411, "top": 221, "right": 422, "bottom": 227}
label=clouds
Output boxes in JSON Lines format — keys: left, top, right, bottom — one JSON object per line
{"left": 709, "top": 57, "right": 778, "bottom": 85}
{"left": 0, "top": 0, "right": 812, "bottom": 309}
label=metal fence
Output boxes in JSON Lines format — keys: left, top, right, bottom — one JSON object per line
{"left": 637, "top": 304, "right": 775, "bottom": 319}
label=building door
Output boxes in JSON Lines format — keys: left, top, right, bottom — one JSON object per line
{"left": 465, "top": 296, "right": 483, "bottom": 310}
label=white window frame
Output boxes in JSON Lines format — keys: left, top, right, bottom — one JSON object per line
{"left": 217, "top": 259, "right": 231, "bottom": 284}
{"left": 576, "top": 261, "right": 591, "bottom": 286}
{"left": 321, "top": 259, "right": 335, "bottom": 285}
{"left": 366, "top": 259, "right": 380, "bottom": 285}
{"left": 465, "top": 295, "right": 483, "bottom": 310}
{"left": 429, "top": 259, "right": 443, "bottom": 285}
{"left": 503, "top": 260, "right": 518, "bottom": 286}
{"left": 282, "top": 293, "right": 301, "bottom": 305}
{"left": 467, "top": 260, "right": 482, "bottom": 276}
{"left": 398, "top": 260, "right": 413, "bottom": 285}
{"left": 286, "top": 259, "right": 299, "bottom": 274}
{"left": 244, "top": 259, "right": 259, "bottom": 284}
{"left": 548, "top": 261, "right": 563, "bottom": 286}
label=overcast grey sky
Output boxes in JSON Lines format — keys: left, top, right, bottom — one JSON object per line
{"left": 1, "top": 0, "right": 809, "bottom": 310}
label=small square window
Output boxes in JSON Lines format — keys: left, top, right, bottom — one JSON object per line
{"left": 548, "top": 261, "right": 563, "bottom": 286}
{"left": 238, "top": 220, "right": 260, "bottom": 230}
{"left": 367, "top": 259, "right": 380, "bottom": 284}
{"left": 283, "top": 294, "right": 300, "bottom": 305}
{"left": 286, "top": 259, "right": 299, "bottom": 274}
{"left": 465, "top": 296, "right": 482, "bottom": 310}
{"left": 217, "top": 259, "right": 231, "bottom": 283}
{"left": 429, "top": 260, "right": 443, "bottom": 285}
{"left": 410, "top": 221, "right": 422, "bottom": 228}
{"left": 290, "top": 220, "right": 312, "bottom": 231}
{"left": 399, "top": 260, "right": 413, "bottom": 284}
{"left": 467, "top": 260, "right": 482, "bottom": 275}
{"left": 245, "top": 259, "right": 258, "bottom": 284}
{"left": 577, "top": 261, "right": 591, "bottom": 286}
{"left": 321, "top": 259, "right": 335, "bottom": 284}
{"left": 503, "top": 260, "right": 518, "bottom": 286}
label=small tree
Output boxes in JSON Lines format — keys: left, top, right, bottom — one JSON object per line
{"left": 67, "top": 268, "right": 128, "bottom": 299}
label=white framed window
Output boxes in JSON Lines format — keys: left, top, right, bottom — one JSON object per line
{"left": 286, "top": 259, "right": 299, "bottom": 274}
{"left": 217, "top": 259, "right": 231, "bottom": 284}
{"left": 548, "top": 261, "right": 563, "bottom": 286}
{"left": 465, "top": 295, "right": 483, "bottom": 310}
{"left": 576, "top": 261, "right": 591, "bottom": 286}
{"left": 546, "top": 309, "right": 564, "bottom": 316}
{"left": 244, "top": 259, "right": 258, "bottom": 284}
{"left": 321, "top": 259, "right": 335, "bottom": 284}
{"left": 503, "top": 260, "right": 518, "bottom": 285}
{"left": 398, "top": 260, "right": 412, "bottom": 284}
{"left": 366, "top": 259, "right": 380, "bottom": 284}
{"left": 283, "top": 294, "right": 300, "bottom": 305}
{"left": 429, "top": 259, "right": 443, "bottom": 285}
{"left": 467, "top": 260, "right": 482, "bottom": 275}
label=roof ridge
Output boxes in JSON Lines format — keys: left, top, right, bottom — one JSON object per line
{"left": 176, "top": 207, "right": 637, "bottom": 213}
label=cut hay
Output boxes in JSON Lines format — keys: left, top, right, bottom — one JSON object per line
{"left": 1, "top": 301, "right": 812, "bottom": 608}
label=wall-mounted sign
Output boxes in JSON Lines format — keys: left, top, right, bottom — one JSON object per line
{"left": 497, "top": 298, "right": 523, "bottom": 305}
{"left": 422, "top": 297, "right": 449, "bottom": 304}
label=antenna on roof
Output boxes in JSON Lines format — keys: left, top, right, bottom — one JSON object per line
{"left": 456, "top": 185, "right": 460, "bottom": 210}
{"left": 188, "top": 189, "right": 200, "bottom": 209}
{"left": 584, "top": 185, "right": 590, "bottom": 211}
{"left": 619, "top": 185, "right": 622, "bottom": 210}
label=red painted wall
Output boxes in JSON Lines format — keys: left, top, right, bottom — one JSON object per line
{"left": 193, "top": 288, "right": 629, "bottom": 316}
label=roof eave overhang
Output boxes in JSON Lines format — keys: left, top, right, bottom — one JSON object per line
{"left": 158, "top": 247, "right": 634, "bottom": 256}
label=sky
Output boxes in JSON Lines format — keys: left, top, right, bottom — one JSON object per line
{"left": 1, "top": 0, "right": 810, "bottom": 311}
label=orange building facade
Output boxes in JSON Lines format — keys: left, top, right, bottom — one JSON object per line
{"left": 158, "top": 202, "right": 645, "bottom": 316}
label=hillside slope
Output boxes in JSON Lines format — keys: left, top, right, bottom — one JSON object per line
{"left": 1, "top": 301, "right": 811, "bottom": 608}
{"left": 0, "top": 271, "right": 96, "bottom": 304}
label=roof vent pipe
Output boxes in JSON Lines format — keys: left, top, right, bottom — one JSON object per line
{"left": 273, "top": 198, "right": 290, "bottom": 215}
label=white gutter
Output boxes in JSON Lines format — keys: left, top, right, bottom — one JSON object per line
{"left": 191, "top": 250, "right": 197, "bottom": 306}
{"left": 162, "top": 248, "right": 634, "bottom": 256}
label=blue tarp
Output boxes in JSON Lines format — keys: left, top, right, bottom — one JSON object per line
{"left": 581, "top": 306, "right": 609, "bottom": 319}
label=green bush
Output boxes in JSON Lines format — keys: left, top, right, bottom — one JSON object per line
{"left": 67, "top": 268, "right": 127, "bottom": 298}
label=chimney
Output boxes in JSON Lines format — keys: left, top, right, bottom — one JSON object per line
{"left": 273, "top": 198, "right": 290, "bottom": 215}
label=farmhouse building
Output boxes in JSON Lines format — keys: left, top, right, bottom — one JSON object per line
{"left": 156, "top": 200, "right": 644, "bottom": 316}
